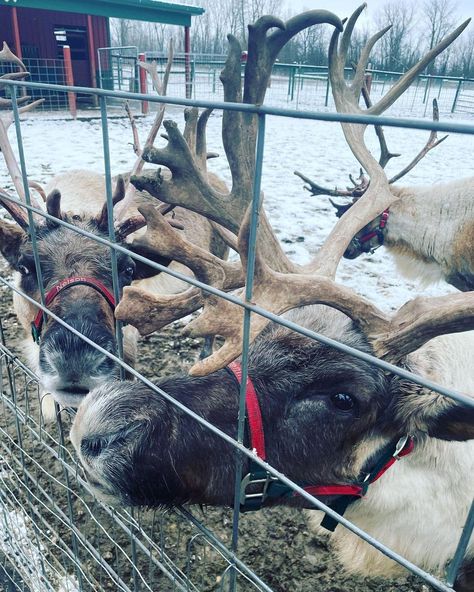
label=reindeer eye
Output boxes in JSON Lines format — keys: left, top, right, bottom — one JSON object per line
{"left": 331, "top": 393, "right": 355, "bottom": 411}
{"left": 17, "top": 255, "right": 35, "bottom": 277}
{"left": 18, "top": 264, "right": 30, "bottom": 276}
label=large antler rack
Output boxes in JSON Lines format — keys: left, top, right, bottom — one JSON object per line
{"left": 116, "top": 6, "right": 474, "bottom": 376}
{"left": 0, "top": 42, "right": 45, "bottom": 226}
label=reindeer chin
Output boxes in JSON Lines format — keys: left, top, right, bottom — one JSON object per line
{"left": 48, "top": 388, "right": 91, "bottom": 409}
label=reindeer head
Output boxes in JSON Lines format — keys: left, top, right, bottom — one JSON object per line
{"left": 70, "top": 304, "right": 474, "bottom": 508}
{"left": 0, "top": 179, "right": 169, "bottom": 408}
{"left": 69, "top": 5, "right": 474, "bottom": 511}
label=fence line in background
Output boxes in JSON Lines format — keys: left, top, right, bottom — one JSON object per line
{"left": 0, "top": 77, "right": 472, "bottom": 592}
{"left": 93, "top": 49, "right": 474, "bottom": 117}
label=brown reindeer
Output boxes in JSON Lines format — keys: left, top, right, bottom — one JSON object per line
{"left": 0, "top": 43, "right": 227, "bottom": 418}
{"left": 71, "top": 7, "right": 473, "bottom": 590}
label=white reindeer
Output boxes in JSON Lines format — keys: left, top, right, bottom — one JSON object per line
{"left": 296, "top": 97, "right": 474, "bottom": 292}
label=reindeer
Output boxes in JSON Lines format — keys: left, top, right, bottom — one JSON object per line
{"left": 0, "top": 43, "right": 227, "bottom": 419}
{"left": 295, "top": 83, "right": 474, "bottom": 292}
{"left": 70, "top": 6, "right": 474, "bottom": 590}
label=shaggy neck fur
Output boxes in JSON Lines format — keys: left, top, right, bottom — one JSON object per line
{"left": 386, "top": 178, "right": 474, "bottom": 289}
{"left": 310, "top": 330, "right": 474, "bottom": 580}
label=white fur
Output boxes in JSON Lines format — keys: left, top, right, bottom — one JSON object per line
{"left": 309, "top": 330, "right": 474, "bottom": 578}
{"left": 386, "top": 178, "right": 474, "bottom": 284}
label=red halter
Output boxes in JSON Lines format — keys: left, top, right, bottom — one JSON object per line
{"left": 227, "top": 361, "right": 414, "bottom": 529}
{"left": 31, "top": 276, "right": 116, "bottom": 343}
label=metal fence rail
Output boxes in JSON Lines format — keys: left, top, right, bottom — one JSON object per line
{"left": 0, "top": 77, "right": 473, "bottom": 592}
{"left": 92, "top": 50, "right": 474, "bottom": 117}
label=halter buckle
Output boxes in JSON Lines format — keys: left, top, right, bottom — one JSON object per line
{"left": 393, "top": 435, "right": 410, "bottom": 459}
{"left": 31, "top": 321, "right": 41, "bottom": 344}
{"left": 240, "top": 470, "right": 279, "bottom": 508}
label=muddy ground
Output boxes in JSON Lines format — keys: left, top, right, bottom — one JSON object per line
{"left": 0, "top": 264, "right": 431, "bottom": 592}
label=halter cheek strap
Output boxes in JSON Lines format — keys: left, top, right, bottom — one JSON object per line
{"left": 344, "top": 209, "right": 390, "bottom": 259}
{"left": 226, "top": 361, "right": 414, "bottom": 531}
{"left": 31, "top": 276, "right": 116, "bottom": 344}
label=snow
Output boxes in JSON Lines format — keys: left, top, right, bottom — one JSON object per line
{"left": 1, "top": 100, "right": 473, "bottom": 314}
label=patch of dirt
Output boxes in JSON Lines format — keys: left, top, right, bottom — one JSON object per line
{"left": 0, "top": 266, "right": 429, "bottom": 592}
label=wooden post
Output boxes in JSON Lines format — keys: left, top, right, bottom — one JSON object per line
{"left": 11, "top": 7, "right": 22, "bottom": 60}
{"left": 86, "top": 15, "right": 98, "bottom": 107}
{"left": 138, "top": 53, "right": 148, "bottom": 115}
{"left": 184, "top": 26, "right": 191, "bottom": 99}
{"left": 63, "top": 45, "right": 77, "bottom": 119}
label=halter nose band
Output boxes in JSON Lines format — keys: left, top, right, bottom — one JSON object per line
{"left": 31, "top": 276, "right": 116, "bottom": 344}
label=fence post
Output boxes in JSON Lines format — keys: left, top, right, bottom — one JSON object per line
{"left": 451, "top": 78, "right": 463, "bottom": 113}
{"left": 364, "top": 72, "right": 373, "bottom": 94}
{"left": 138, "top": 53, "right": 148, "bottom": 115}
{"left": 62, "top": 45, "right": 76, "bottom": 119}
{"left": 184, "top": 26, "right": 192, "bottom": 99}
{"left": 422, "top": 75, "right": 431, "bottom": 104}
{"left": 191, "top": 57, "right": 196, "bottom": 98}
{"left": 324, "top": 72, "right": 330, "bottom": 106}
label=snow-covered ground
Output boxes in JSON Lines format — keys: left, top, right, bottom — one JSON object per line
{"left": 1, "top": 101, "right": 473, "bottom": 314}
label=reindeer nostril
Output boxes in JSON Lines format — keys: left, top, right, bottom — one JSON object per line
{"left": 67, "top": 386, "right": 89, "bottom": 395}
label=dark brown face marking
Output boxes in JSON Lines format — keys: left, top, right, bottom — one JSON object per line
{"left": 455, "top": 558, "right": 474, "bottom": 592}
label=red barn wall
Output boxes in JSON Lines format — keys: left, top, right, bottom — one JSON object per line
{"left": 0, "top": 6, "right": 109, "bottom": 85}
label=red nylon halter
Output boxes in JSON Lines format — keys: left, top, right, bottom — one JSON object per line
{"left": 228, "top": 361, "right": 266, "bottom": 458}
{"left": 31, "top": 276, "right": 116, "bottom": 343}
{"left": 227, "top": 361, "right": 414, "bottom": 504}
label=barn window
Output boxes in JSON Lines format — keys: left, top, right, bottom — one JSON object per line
{"left": 54, "top": 26, "right": 89, "bottom": 60}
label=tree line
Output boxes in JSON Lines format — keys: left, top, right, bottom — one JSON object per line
{"left": 111, "top": 0, "right": 474, "bottom": 78}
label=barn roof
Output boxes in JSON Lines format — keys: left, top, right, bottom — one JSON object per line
{"left": 0, "top": 0, "right": 204, "bottom": 26}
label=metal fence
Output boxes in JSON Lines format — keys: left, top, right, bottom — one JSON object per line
{"left": 0, "top": 57, "right": 68, "bottom": 110}
{"left": 0, "top": 77, "right": 473, "bottom": 592}
{"left": 131, "top": 52, "right": 474, "bottom": 116}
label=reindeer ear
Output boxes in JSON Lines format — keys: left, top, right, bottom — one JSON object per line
{"left": 426, "top": 404, "right": 474, "bottom": 441}
{"left": 0, "top": 219, "right": 26, "bottom": 269}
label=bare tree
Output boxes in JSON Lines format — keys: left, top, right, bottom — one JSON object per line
{"left": 374, "top": 1, "right": 417, "bottom": 71}
{"left": 423, "top": 0, "right": 457, "bottom": 73}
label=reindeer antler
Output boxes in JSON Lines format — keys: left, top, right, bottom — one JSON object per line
{"left": 117, "top": 7, "right": 473, "bottom": 376}
{"left": 114, "top": 39, "right": 175, "bottom": 222}
{"left": 0, "top": 42, "right": 45, "bottom": 225}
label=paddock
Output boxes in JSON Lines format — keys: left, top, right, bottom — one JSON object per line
{"left": 0, "top": 73, "right": 473, "bottom": 592}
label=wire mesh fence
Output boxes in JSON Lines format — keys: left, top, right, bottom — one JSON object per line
{"left": 0, "top": 58, "right": 68, "bottom": 111}
{"left": 0, "top": 76, "right": 473, "bottom": 592}
{"left": 123, "top": 52, "right": 474, "bottom": 117}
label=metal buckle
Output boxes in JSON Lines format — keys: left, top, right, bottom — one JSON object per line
{"left": 240, "top": 471, "right": 279, "bottom": 507}
{"left": 393, "top": 435, "right": 410, "bottom": 459}
{"left": 31, "top": 322, "right": 41, "bottom": 344}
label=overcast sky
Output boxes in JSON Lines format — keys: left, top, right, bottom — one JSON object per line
{"left": 285, "top": 0, "right": 472, "bottom": 23}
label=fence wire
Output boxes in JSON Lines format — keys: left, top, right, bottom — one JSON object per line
{"left": 90, "top": 50, "right": 474, "bottom": 118}
{"left": 0, "top": 77, "right": 472, "bottom": 592}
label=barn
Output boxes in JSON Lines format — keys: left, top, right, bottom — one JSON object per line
{"left": 0, "top": 0, "right": 204, "bottom": 105}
